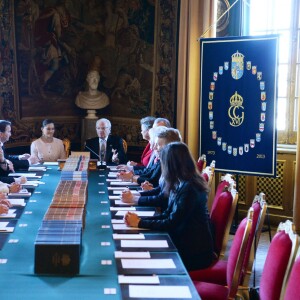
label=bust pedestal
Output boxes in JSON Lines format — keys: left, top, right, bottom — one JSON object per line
{"left": 81, "top": 115, "right": 97, "bottom": 149}
{"left": 86, "top": 110, "right": 97, "bottom": 119}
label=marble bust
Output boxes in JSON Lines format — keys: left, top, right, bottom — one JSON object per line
{"left": 75, "top": 70, "right": 110, "bottom": 110}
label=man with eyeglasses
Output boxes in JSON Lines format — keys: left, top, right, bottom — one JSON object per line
{"left": 84, "top": 118, "right": 127, "bottom": 164}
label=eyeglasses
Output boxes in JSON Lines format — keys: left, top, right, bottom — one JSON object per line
{"left": 96, "top": 127, "right": 109, "bottom": 130}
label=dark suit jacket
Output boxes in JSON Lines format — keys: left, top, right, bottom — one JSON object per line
{"left": 139, "top": 181, "right": 214, "bottom": 271}
{"left": 136, "top": 160, "right": 161, "bottom": 187}
{"left": 85, "top": 135, "right": 127, "bottom": 164}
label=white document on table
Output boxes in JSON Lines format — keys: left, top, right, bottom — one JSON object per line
{"left": 0, "top": 209, "right": 16, "bottom": 218}
{"left": 118, "top": 275, "right": 160, "bottom": 284}
{"left": 129, "top": 285, "right": 192, "bottom": 299}
{"left": 106, "top": 178, "right": 122, "bottom": 182}
{"left": 8, "top": 198, "right": 26, "bottom": 207}
{"left": 121, "top": 240, "right": 169, "bottom": 248}
{"left": 9, "top": 173, "right": 36, "bottom": 177}
{"left": 113, "top": 190, "right": 140, "bottom": 195}
{"left": 112, "top": 224, "right": 149, "bottom": 231}
{"left": 108, "top": 195, "right": 120, "bottom": 200}
{"left": 115, "top": 211, "right": 155, "bottom": 217}
{"left": 28, "top": 167, "right": 46, "bottom": 171}
{"left": 108, "top": 187, "right": 127, "bottom": 190}
{"left": 108, "top": 173, "right": 118, "bottom": 178}
{"left": 111, "top": 219, "right": 124, "bottom": 224}
{"left": 113, "top": 233, "right": 145, "bottom": 240}
{"left": 43, "top": 162, "right": 59, "bottom": 166}
{"left": 115, "top": 251, "right": 151, "bottom": 259}
{"left": 110, "top": 207, "right": 136, "bottom": 211}
{"left": 110, "top": 182, "right": 139, "bottom": 186}
{"left": 114, "top": 200, "right": 135, "bottom": 206}
{"left": 121, "top": 259, "right": 176, "bottom": 269}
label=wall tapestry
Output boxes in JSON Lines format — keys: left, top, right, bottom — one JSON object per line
{"left": 0, "top": 0, "right": 178, "bottom": 147}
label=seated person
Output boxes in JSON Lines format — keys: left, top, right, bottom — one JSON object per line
{"left": 124, "top": 142, "right": 215, "bottom": 271}
{"left": 85, "top": 118, "right": 127, "bottom": 164}
{"left": 0, "top": 120, "right": 39, "bottom": 174}
{"left": 30, "top": 119, "right": 67, "bottom": 162}
{"left": 117, "top": 127, "right": 182, "bottom": 187}
{"left": 121, "top": 177, "right": 169, "bottom": 212}
{"left": 126, "top": 116, "right": 156, "bottom": 168}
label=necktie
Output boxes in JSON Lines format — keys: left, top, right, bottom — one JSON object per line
{"left": 99, "top": 139, "right": 106, "bottom": 162}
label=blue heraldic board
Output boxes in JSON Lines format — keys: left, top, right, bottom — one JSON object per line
{"left": 199, "top": 35, "right": 278, "bottom": 177}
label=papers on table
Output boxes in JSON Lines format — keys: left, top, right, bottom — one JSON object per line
{"left": 0, "top": 209, "right": 16, "bottom": 218}
{"left": 128, "top": 285, "right": 192, "bottom": 299}
{"left": 43, "top": 162, "right": 59, "bottom": 166}
{"left": 113, "top": 190, "right": 140, "bottom": 195}
{"left": 8, "top": 192, "right": 31, "bottom": 198}
{"left": 115, "top": 251, "right": 151, "bottom": 259}
{"left": 0, "top": 222, "right": 14, "bottom": 232}
{"left": 108, "top": 187, "right": 127, "bottom": 190}
{"left": 113, "top": 233, "right": 145, "bottom": 240}
{"left": 121, "top": 240, "right": 169, "bottom": 248}
{"left": 106, "top": 178, "right": 122, "bottom": 182}
{"left": 115, "top": 211, "right": 155, "bottom": 217}
{"left": 22, "top": 182, "right": 39, "bottom": 188}
{"left": 8, "top": 198, "right": 26, "bottom": 207}
{"left": 8, "top": 173, "right": 41, "bottom": 178}
{"left": 28, "top": 166, "right": 47, "bottom": 172}
{"left": 112, "top": 224, "right": 149, "bottom": 231}
{"left": 108, "top": 195, "right": 120, "bottom": 200}
{"left": 121, "top": 259, "right": 176, "bottom": 269}
{"left": 110, "top": 207, "right": 136, "bottom": 211}
{"left": 110, "top": 181, "right": 139, "bottom": 186}
{"left": 118, "top": 275, "right": 160, "bottom": 284}
{"left": 108, "top": 173, "right": 118, "bottom": 178}
{"left": 114, "top": 200, "right": 135, "bottom": 206}
{"left": 111, "top": 219, "right": 124, "bottom": 224}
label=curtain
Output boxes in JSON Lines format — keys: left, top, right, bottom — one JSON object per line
{"left": 176, "top": 0, "right": 216, "bottom": 159}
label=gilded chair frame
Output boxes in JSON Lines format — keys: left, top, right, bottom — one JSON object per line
{"left": 219, "top": 185, "right": 239, "bottom": 259}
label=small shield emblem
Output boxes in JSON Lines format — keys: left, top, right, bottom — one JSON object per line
{"left": 256, "top": 133, "right": 261, "bottom": 142}
{"left": 227, "top": 145, "right": 232, "bottom": 154}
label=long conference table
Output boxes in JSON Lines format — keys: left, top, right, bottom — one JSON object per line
{"left": 0, "top": 163, "right": 201, "bottom": 300}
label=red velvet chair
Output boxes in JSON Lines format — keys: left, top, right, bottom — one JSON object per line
{"left": 201, "top": 160, "right": 216, "bottom": 187}
{"left": 211, "top": 173, "right": 234, "bottom": 209}
{"left": 192, "top": 208, "right": 254, "bottom": 300}
{"left": 284, "top": 247, "right": 300, "bottom": 300}
{"left": 190, "top": 193, "right": 267, "bottom": 299}
{"left": 196, "top": 154, "right": 206, "bottom": 173}
{"left": 210, "top": 183, "right": 238, "bottom": 259}
{"left": 258, "top": 220, "right": 299, "bottom": 300}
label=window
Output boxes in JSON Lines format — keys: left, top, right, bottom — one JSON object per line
{"left": 244, "top": 0, "right": 300, "bottom": 144}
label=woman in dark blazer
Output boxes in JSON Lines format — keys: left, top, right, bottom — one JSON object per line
{"left": 124, "top": 142, "right": 214, "bottom": 271}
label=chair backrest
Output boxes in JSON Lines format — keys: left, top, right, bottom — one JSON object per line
{"left": 240, "top": 193, "right": 268, "bottom": 286}
{"left": 62, "top": 138, "right": 71, "bottom": 157}
{"left": 259, "top": 220, "right": 299, "bottom": 300}
{"left": 122, "top": 138, "right": 128, "bottom": 153}
{"left": 284, "top": 246, "right": 300, "bottom": 300}
{"left": 210, "top": 183, "right": 238, "bottom": 258}
{"left": 226, "top": 208, "right": 253, "bottom": 299}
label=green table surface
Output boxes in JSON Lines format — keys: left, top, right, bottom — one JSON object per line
{"left": 0, "top": 167, "right": 120, "bottom": 300}
{"left": 0, "top": 167, "right": 200, "bottom": 300}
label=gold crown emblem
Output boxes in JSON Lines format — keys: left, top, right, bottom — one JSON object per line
{"left": 230, "top": 91, "right": 243, "bottom": 107}
{"left": 231, "top": 50, "right": 244, "bottom": 62}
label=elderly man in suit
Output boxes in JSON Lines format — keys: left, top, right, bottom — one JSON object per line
{"left": 85, "top": 118, "right": 127, "bottom": 164}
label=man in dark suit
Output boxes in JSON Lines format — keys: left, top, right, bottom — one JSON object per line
{"left": 0, "top": 120, "right": 39, "bottom": 183}
{"left": 85, "top": 118, "right": 127, "bottom": 164}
